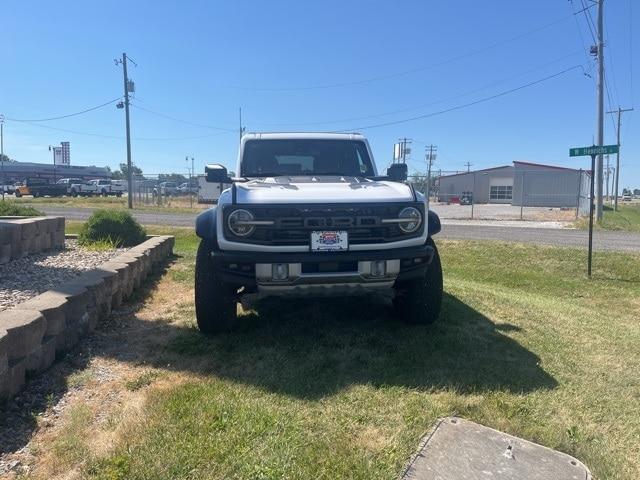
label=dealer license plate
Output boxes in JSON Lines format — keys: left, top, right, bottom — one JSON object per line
{"left": 311, "top": 231, "right": 348, "bottom": 252}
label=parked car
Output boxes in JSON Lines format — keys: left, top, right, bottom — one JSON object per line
{"left": 88, "top": 179, "right": 125, "bottom": 197}
{"left": 178, "top": 181, "right": 198, "bottom": 195}
{"left": 459, "top": 191, "right": 473, "bottom": 205}
{"left": 621, "top": 194, "right": 632, "bottom": 202}
{"left": 194, "top": 132, "right": 443, "bottom": 333}
{"left": 56, "top": 178, "right": 98, "bottom": 197}
{"left": 1, "top": 182, "right": 16, "bottom": 195}
{"left": 14, "top": 178, "right": 67, "bottom": 198}
{"left": 153, "top": 181, "right": 179, "bottom": 197}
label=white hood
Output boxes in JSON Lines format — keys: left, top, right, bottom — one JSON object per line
{"left": 232, "top": 177, "right": 414, "bottom": 204}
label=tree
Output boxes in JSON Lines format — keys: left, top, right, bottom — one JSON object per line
{"left": 633, "top": 189, "right": 640, "bottom": 197}
{"left": 112, "top": 163, "right": 142, "bottom": 180}
{"left": 158, "top": 173, "right": 187, "bottom": 184}
{"left": 0, "top": 153, "right": 16, "bottom": 163}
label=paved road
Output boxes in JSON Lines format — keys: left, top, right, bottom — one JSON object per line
{"left": 40, "top": 206, "right": 640, "bottom": 252}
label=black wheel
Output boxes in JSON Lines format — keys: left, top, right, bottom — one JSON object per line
{"left": 393, "top": 238, "right": 443, "bottom": 325}
{"left": 195, "top": 239, "right": 238, "bottom": 334}
{"left": 101, "top": 189, "right": 108, "bottom": 197}
{"left": 14, "top": 190, "right": 21, "bottom": 198}
{"left": 33, "top": 191, "right": 40, "bottom": 198}
{"left": 72, "top": 190, "right": 78, "bottom": 197}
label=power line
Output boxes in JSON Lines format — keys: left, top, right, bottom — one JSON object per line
{"left": 569, "top": 0, "right": 596, "bottom": 82}
{"left": 6, "top": 117, "right": 233, "bottom": 141}
{"left": 249, "top": 52, "right": 584, "bottom": 127}
{"left": 580, "top": 0, "right": 597, "bottom": 43}
{"left": 335, "top": 64, "right": 585, "bottom": 131}
{"left": 603, "top": 11, "right": 621, "bottom": 108}
{"left": 227, "top": 12, "right": 585, "bottom": 91}
{"left": 5, "top": 97, "right": 122, "bottom": 122}
{"left": 130, "top": 102, "right": 237, "bottom": 132}
{"left": 632, "top": 2, "right": 636, "bottom": 103}
{"left": 604, "top": 73, "right": 619, "bottom": 133}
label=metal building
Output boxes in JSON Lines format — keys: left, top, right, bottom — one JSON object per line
{"left": 437, "top": 161, "right": 590, "bottom": 213}
{"left": 0, "top": 161, "right": 110, "bottom": 184}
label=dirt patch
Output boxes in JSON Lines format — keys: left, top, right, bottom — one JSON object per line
{"left": 0, "top": 265, "right": 192, "bottom": 479}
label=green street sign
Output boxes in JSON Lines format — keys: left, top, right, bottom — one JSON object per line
{"left": 569, "top": 145, "right": 619, "bottom": 157}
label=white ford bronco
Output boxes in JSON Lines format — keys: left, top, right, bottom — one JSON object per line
{"left": 195, "top": 132, "right": 443, "bottom": 333}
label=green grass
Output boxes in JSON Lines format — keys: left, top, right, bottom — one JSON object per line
{"left": 12, "top": 194, "right": 205, "bottom": 214}
{"left": 125, "top": 371, "right": 161, "bottom": 392}
{"left": 575, "top": 203, "right": 640, "bottom": 232}
{"left": 0, "top": 200, "right": 44, "bottom": 216}
{"left": 64, "top": 225, "right": 640, "bottom": 479}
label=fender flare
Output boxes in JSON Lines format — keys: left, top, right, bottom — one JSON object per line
{"left": 427, "top": 210, "right": 441, "bottom": 237}
{"left": 195, "top": 207, "right": 219, "bottom": 249}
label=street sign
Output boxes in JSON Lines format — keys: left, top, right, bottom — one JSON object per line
{"left": 569, "top": 145, "right": 619, "bottom": 157}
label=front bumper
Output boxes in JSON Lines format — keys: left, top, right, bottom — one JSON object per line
{"left": 211, "top": 244, "right": 435, "bottom": 293}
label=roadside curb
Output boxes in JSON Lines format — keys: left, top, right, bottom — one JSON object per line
{"left": 0, "top": 235, "right": 175, "bottom": 400}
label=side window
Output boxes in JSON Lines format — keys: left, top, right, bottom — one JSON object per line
{"left": 355, "top": 148, "right": 367, "bottom": 174}
{"left": 354, "top": 143, "right": 374, "bottom": 175}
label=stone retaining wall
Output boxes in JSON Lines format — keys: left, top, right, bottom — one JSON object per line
{"left": 0, "top": 216, "right": 66, "bottom": 264}
{"left": 0, "top": 235, "right": 174, "bottom": 399}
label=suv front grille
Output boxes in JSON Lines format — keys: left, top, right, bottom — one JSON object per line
{"left": 223, "top": 203, "right": 424, "bottom": 246}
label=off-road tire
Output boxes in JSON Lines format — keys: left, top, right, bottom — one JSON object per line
{"left": 195, "top": 239, "right": 238, "bottom": 334}
{"left": 393, "top": 237, "right": 443, "bottom": 325}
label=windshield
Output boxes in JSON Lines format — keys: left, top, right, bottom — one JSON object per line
{"left": 241, "top": 139, "right": 375, "bottom": 177}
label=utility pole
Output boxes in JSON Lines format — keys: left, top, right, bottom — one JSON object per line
{"left": 1, "top": 115, "right": 4, "bottom": 201}
{"left": 48, "top": 145, "right": 57, "bottom": 183}
{"left": 464, "top": 161, "right": 472, "bottom": 172}
{"left": 239, "top": 107, "right": 245, "bottom": 143}
{"left": 186, "top": 156, "right": 195, "bottom": 208}
{"left": 594, "top": 0, "right": 605, "bottom": 221}
{"left": 425, "top": 145, "right": 437, "bottom": 212}
{"left": 397, "top": 138, "right": 412, "bottom": 163}
{"left": 607, "top": 106, "right": 634, "bottom": 211}
{"left": 115, "top": 53, "right": 134, "bottom": 209}
{"left": 605, "top": 154, "right": 610, "bottom": 202}
{"left": 191, "top": 156, "right": 194, "bottom": 208}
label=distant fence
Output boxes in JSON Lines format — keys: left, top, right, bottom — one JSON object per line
{"left": 410, "top": 169, "right": 591, "bottom": 221}
{"left": 130, "top": 174, "right": 198, "bottom": 209}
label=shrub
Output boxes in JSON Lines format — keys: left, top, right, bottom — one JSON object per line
{"left": 0, "top": 201, "right": 44, "bottom": 217}
{"left": 78, "top": 209, "right": 146, "bottom": 247}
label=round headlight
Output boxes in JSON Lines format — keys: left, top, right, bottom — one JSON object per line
{"left": 228, "top": 209, "right": 255, "bottom": 237}
{"left": 398, "top": 207, "right": 422, "bottom": 233}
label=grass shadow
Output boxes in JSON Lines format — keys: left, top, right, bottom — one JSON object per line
{"left": 161, "top": 292, "right": 557, "bottom": 399}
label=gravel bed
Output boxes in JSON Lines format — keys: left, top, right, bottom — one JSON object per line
{"left": 0, "top": 240, "right": 127, "bottom": 312}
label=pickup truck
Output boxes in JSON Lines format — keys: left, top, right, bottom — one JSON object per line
{"left": 194, "top": 132, "right": 443, "bottom": 333}
{"left": 56, "top": 178, "right": 98, "bottom": 197}
{"left": 14, "top": 178, "right": 67, "bottom": 198}
{"left": 88, "top": 179, "right": 125, "bottom": 197}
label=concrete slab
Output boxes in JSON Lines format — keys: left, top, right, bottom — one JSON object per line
{"left": 401, "top": 417, "right": 591, "bottom": 480}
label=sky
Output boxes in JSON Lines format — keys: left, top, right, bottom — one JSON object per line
{"left": 2, "top": 0, "right": 638, "bottom": 188}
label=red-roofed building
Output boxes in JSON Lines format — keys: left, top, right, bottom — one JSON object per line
{"left": 437, "top": 161, "right": 590, "bottom": 213}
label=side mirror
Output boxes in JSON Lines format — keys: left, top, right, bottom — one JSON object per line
{"left": 387, "top": 163, "right": 408, "bottom": 182}
{"left": 205, "top": 164, "right": 231, "bottom": 183}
